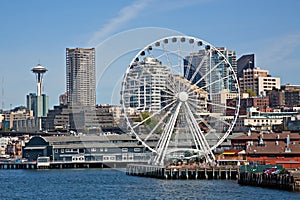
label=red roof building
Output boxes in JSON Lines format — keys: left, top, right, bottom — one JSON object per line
{"left": 231, "top": 132, "right": 300, "bottom": 168}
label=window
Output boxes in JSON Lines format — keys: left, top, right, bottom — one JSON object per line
{"left": 54, "top": 149, "right": 58, "bottom": 153}
{"left": 91, "top": 148, "right": 96, "bottom": 152}
{"left": 134, "top": 148, "right": 140, "bottom": 152}
{"left": 122, "top": 148, "right": 128, "bottom": 152}
{"left": 61, "top": 149, "right": 64, "bottom": 153}
{"left": 65, "top": 149, "right": 72, "bottom": 153}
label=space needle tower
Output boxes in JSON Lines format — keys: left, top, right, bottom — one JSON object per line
{"left": 31, "top": 64, "right": 48, "bottom": 131}
{"left": 32, "top": 64, "right": 47, "bottom": 96}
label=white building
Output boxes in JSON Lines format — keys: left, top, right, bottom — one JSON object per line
{"left": 239, "top": 67, "right": 280, "bottom": 96}
{"left": 211, "top": 89, "right": 237, "bottom": 114}
{"left": 257, "top": 76, "right": 280, "bottom": 96}
{"left": 123, "top": 57, "right": 170, "bottom": 112}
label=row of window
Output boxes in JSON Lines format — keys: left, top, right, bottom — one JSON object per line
{"left": 122, "top": 148, "right": 141, "bottom": 152}
{"left": 249, "top": 119, "right": 278, "bottom": 123}
{"left": 54, "top": 147, "right": 141, "bottom": 153}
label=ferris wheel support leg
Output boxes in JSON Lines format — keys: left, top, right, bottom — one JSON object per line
{"left": 153, "top": 102, "right": 182, "bottom": 166}
{"left": 185, "top": 102, "right": 215, "bottom": 164}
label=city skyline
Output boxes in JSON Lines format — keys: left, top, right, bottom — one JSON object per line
{"left": 0, "top": 0, "right": 300, "bottom": 109}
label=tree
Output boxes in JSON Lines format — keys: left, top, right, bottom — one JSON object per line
{"left": 245, "top": 88, "right": 256, "bottom": 97}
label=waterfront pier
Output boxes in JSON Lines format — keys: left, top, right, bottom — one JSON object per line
{"left": 238, "top": 170, "right": 300, "bottom": 192}
{"left": 0, "top": 161, "right": 147, "bottom": 170}
{"left": 126, "top": 164, "right": 239, "bottom": 180}
{"left": 0, "top": 161, "right": 37, "bottom": 169}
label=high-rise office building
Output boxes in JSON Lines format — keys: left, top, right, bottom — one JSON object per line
{"left": 237, "top": 54, "right": 255, "bottom": 78}
{"left": 66, "top": 48, "right": 96, "bottom": 107}
{"left": 212, "top": 47, "right": 237, "bottom": 93}
{"left": 184, "top": 50, "right": 208, "bottom": 88}
{"left": 184, "top": 47, "right": 237, "bottom": 94}
{"left": 27, "top": 93, "right": 49, "bottom": 117}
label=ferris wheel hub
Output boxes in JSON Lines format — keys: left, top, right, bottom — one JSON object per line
{"left": 178, "top": 91, "right": 188, "bottom": 102}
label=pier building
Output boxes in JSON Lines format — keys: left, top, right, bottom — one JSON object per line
{"left": 22, "top": 134, "right": 158, "bottom": 167}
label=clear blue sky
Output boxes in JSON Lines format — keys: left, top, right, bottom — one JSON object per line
{"left": 0, "top": 0, "right": 299, "bottom": 109}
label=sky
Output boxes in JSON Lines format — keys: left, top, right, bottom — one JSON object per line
{"left": 0, "top": 0, "right": 300, "bottom": 109}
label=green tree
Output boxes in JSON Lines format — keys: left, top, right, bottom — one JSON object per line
{"left": 245, "top": 88, "right": 256, "bottom": 97}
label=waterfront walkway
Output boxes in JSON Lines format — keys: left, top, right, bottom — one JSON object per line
{"left": 0, "top": 160, "right": 148, "bottom": 169}
{"left": 126, "top": 164, "right": 239, "bottom": 180}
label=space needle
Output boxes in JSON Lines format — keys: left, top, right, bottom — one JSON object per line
{"left": 31, "top": 64, "right": 48, "bottom": 131}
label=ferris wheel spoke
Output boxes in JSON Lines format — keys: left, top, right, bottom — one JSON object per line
{"left": 209, "top": 115, "right": 231, "bottom": 127}
{"left": 185, "top": 97, "right": 208, "bottom": 106}
{"left": 184, "top": 110, "right": 201, "bottom": 151}
{"left": 155, "top": 102, "right": 179, "bottom": 149}
{"left": 187, "top": 101, "right": 207, "bottom": 115}
{"left": 144, "top": 103, "right": 177, "bottom": 142}
{"left": 188, "top": 51, "right": 210, "bottom": 84}
{"left": 176, "top": 40, "right": 183, "bottom": 91}
{"left": 161, "top": 43, "right": 175, "bottom": 73}
{"left": 206, "top": 101, "right": 237, "bottom": 111}
{"left": 124, "top": 92, "right": 175, "bottom": 99}
{"left": 186, "top": 99, "right": 205, "bottom": 113}
{"left": 183, "top": 42, "right": 196, "bottom": 79}
{"left": 184, "top": 103, "right": 209, "bottom": 148}
{"left": 132, "top": 99, "right": 177, "bottom": 129}
{"left": 188, "top": 74, "right": 233, "bottom": 96}
{"left": 186, "top": 101, "right": 215, "bottom": 135}
{"left": 154, "top": 102, "right": 182, "bottom": 165}
{"left": 166, "top": 77, "right": 180, "bottom": 94}
{"left": 188, "top": 59, "right": 226, "bottom": 92}
{"left": 125, "top": 74, "right": 154, "bottom": 90}
{"left": 149, "top": 47, "right": 182, "bottom": 75}
{"left": 184, "top": 102, "right": 215, "bottom": 162}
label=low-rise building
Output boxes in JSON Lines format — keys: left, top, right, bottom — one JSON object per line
{"left": 239, "top": 67, "right": 280, "bottom": 96}
{"left": 231, "top": 132, "right": 300, "bottom": 168}
{"left": 22, "top": 135, "right": 158, "bottom": 165}
{"left": 1, "top": 107, "right": 34, "bottom": 131}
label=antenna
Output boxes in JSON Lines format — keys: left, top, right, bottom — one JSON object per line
{"left": 1, "top": 77, "right": 4, "bottom": 110}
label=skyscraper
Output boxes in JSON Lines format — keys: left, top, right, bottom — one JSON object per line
{"left": 184, "top": 47, "right": 237, "bottom": 94}
{"left": 66, "top": 48, "right": 96, "bottom": 107}
{"left": 183, "top": 50, "right": 208, "bottom": 88}
{"left": 237, "top": 54, "right": 255, "bottom": 78}
{"left": 212, "top": 47, "right": 237, "bottom": 93}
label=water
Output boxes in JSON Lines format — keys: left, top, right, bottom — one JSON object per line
{"left": 0, "top": 169, "right": 299, "bottom": 200}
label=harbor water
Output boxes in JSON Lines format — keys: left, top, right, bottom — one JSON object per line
{"left": 0, "top": 169, "right": 299, "bottom": 200}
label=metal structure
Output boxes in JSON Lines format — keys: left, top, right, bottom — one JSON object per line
{"left": 31, "top": 64, "right": 48, "bottom": 130}
{"left": 121, "top": 36, "right": 240, "bottom": 166}
{"left": 32, "top": 64, "right": 47, "bottom": 96}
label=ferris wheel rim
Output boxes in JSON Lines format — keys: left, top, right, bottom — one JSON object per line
{"left": 121, "top": 35, "right": 240, "bottom": 154}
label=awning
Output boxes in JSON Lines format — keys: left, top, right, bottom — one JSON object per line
{"left": 24, "top": 146, "right": 47, "bottom": 150}
{"left": 222, "top": 152, "right": 236, "bottom": 155}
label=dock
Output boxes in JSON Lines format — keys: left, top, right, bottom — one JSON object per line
{"left": 126, "top": 164, "right": 239, "bottom": 180}
{"left": 0, "top": 160, "right": 148, "bottom": 170}
{"left": 238, "top": 171, "right": 300, "bottom": 192}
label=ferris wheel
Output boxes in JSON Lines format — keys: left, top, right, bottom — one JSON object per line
{"left": 121, "top": 36, "right": 240, "bottom": 166}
